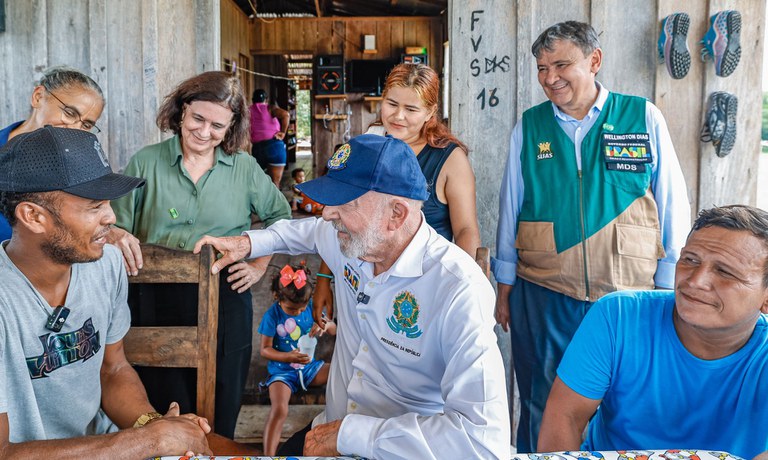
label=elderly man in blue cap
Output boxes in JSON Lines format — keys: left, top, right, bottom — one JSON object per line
{"left": 195, "top": 134, "right": 510, "bottom": 459}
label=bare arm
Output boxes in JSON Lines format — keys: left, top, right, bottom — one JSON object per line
{"left": 99, "top": 340, "right": 155, "bottom": 428}
{"left": 441, "top": 148, "right": 481, "bottom": 257}
{"left": 0, "top": 411, "right": 210, "bottom": 460}
{"left": 312, "top": 260, "right": 334, "bottom": 327}
{"left": 537, "top": 377, "right": 601, "bottom": 451}
{"left": 270, "top": 106, "right": 290, "bottom": 140}
{"left": 101, "top": 339, "right": 213, "bottom": 439}
{"left": 494, "top": 282, "right": 513, "bottom": 333}
{"left": 0, "top": 340, "right": 213, "bottom": 458}
{"left": 259, "top": 335, "right": 309, "bottom": 365}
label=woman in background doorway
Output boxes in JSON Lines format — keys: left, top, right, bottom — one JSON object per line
{"left": 0, "top": 65, "right": 104, "bottom": 243}
{"left": 250, "top": 89, "right": 290, "bottom": 188}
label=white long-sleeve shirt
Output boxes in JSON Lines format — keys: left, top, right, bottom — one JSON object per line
{"left": 492, "top": 83, "right": 690, "bottom": 289}
{"left": 246, "top": 216, "right": 510, "bottom": 459}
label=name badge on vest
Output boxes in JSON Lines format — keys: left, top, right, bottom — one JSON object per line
{"left": 602, "top": 133, "right": 652, "bottom": 173}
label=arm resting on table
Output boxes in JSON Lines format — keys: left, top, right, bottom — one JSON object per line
{"left": 538, "top": 377, "right": 601, "bottom": 451}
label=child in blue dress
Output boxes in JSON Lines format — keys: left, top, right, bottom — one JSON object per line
{"left": 258, "top": 263, "right": 335, "bottom": 455}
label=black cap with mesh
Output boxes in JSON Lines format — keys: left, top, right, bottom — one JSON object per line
{"left": 0, "top": 126, "right": 144, "bottom": 200}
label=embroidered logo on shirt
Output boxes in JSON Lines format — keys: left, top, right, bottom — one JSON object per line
{"left": 343, "top": 263, "right": 360, "bottom": 293}
{"left": 537, "top": 141, "right": 554, "bottom": 160}
{"left": 387, "top": 291, "right": 423, "bottom": 338}
{"left": 26, "top": 318, "right": 101, "bottom": 379}
{"left": 327, "top": 143, "right": 351, "bottom": 170}
{"left": 602, "top": 132, "right": 652, "bottom": 173}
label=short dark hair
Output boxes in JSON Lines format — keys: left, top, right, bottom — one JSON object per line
{"left": 252, "top": 89, "right": 268, "bottom": 103}
{"left": 691, "top": 205, "right": 768, "bottom": 287}
{"left": 38, "top": 65, "right": 104, "bottom": 100}
{"left": 156, "top": 71, "right": 249, "bottom": 155}
{"left": 532, "top": 21, "right": 601, "bottom": 58}
{"left": 270, "top": 264, "right": 314, "bottom": 304}
{"left": 291, "top": 168, "right": 305, "bottom": 180}
{"left": 0, "top": 191, "right": 61, "bottom": 227}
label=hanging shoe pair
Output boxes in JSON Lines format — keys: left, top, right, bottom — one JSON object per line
{"left": 658, "top": 10, "right": 741, "bottom": 79}
{"left": 701, "top": 91, "right": 738, "bottom": 158}
{"left": 700, "top": 10, "right": 742, "bottom": 77}
{"left": 658, "top": 12, "right": 691, "bottom": 79}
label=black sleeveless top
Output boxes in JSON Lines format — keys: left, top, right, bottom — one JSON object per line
{"left": 417, "top": 143, "right": 458, "bottom": 241}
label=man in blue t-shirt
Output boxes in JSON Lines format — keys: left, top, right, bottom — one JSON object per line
{"left": 539, "top": 204, "right": 768, "bottom": 460}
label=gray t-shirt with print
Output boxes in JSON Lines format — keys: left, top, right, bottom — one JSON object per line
{"left": 0, "top": 243, "right": 131, "bottom": 442}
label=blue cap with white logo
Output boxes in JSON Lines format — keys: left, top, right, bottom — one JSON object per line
{"left": 296, "top": 134, "right": 428, "bottom": 206}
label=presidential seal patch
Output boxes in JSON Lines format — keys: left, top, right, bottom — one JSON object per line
{"left": 386, "top": 291, "right": 423, "bottom": 338}
{"left": 327, "top": 143, "right": 351, "bottom": 170}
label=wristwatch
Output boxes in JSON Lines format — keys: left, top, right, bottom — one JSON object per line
{"left": 133, "top": 411, "right": 163, "bottom": 428}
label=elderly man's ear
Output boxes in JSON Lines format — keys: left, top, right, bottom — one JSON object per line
{"left": 387, "top": 198, "right": 411, "bottom": 231}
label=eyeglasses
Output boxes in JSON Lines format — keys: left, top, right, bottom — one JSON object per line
{"left": 45, "top": 89, "right": 101, "bottom": 134}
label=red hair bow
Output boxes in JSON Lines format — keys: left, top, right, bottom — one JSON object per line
{"left": 280, "top": 265, "right": 307, "bottom": 289}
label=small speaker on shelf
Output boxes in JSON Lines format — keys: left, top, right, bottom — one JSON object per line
{"left": 315, "top": 54, "right": 344, "bottom": 95}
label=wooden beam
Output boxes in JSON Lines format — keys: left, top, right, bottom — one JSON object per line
{"left": 314, "top": 0, "right": 322, "bottom": 17}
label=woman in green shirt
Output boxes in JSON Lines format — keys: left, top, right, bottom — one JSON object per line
{"left": 108, "top": 71, "right": 291, "bottom": 438}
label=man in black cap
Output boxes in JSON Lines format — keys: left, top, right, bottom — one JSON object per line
{"left": 0, "top": 126, "right": 211, "bottom": 457}
{"left": 195, "top": 134, "right": 510, "bottom": 459}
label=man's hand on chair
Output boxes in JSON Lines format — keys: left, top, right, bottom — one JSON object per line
{"left": 193, "top": 235, "right": 252, "bottom": 275}
{"left": 106, "top": 226, "right": 143, "bottom": 276}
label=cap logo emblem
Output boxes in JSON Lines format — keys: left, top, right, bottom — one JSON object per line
{"left": 327, "top": 143, "right": 351, "bottom": 171}
{"left": 94, "top": 140, "right": 109, "bottom": 167}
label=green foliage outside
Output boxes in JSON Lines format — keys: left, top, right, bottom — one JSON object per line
{"left": 296, "top": 89, "right": 311, "bottom": 140}
{"left": 763, "top": 93, "right": 768, "bottom": 153}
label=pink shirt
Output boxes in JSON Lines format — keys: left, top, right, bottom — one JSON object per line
{"left": 249, "top": 103, "right": 281, "bottom": 142}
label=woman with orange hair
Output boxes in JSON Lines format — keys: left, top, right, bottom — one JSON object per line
{"left": 375, "top": 63, "right": 479, "bottom": 251}
{"left": 312, "top": 63, "right": 480, "bottom": 328}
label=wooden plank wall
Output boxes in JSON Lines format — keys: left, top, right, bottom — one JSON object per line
{"left": 449, "top": 0, "right": 765, "bottom": 443}
{"left": 0, "top": 0, "right": 221, "bottom": 170}
{"left": 250, "top": 16, "right": 445, "bottom": 172}
{"left": 451, "top": 0, "right": 766, "bottom": 253}
{"left": 221, "top": 0, "right": 253, "bottom": 98}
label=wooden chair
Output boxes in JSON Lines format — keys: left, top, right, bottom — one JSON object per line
{"left": 475, "top": 246, "right": 491, "bottom": 279}
{"left": 122, "top": 244, "right": 220, "bottom": 425}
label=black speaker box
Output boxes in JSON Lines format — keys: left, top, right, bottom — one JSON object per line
{"left": 315, "top": 55, "right": 344, "bottom": 95}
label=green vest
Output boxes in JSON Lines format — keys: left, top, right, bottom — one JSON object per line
{"left": 516, "top": 93, "right": 664, "bottom": 301}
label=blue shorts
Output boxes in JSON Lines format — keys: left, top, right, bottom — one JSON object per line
{"left": 252, "top": 138, "right": 287, "bottom": 168}
{"left": 263, "top": 359, "right": 325, "bottom": 393}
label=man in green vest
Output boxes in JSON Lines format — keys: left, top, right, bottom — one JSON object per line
{"left": 492, "top": 20, "right": 691, "bottom": 452}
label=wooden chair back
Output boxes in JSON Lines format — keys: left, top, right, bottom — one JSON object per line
{"left": 123, "top": 244, "right": 219, "bottom": 425}
{"left": 475, "top": 246, "right": 491, "bottom": 279}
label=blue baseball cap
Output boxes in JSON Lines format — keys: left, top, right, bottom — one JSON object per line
{"left": 297, "top": 134, "right": 428, "bottom": 206}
